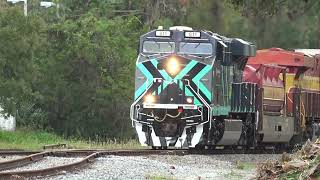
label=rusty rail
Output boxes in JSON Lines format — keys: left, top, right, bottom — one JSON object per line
{"left": 0, "top": 151, "right": 51, "bottom": 171}
{"left": 0, "top": 149, "right": 188, "bottom": 179}
{"left": 100, "top": 149, "right": 188, "bottom": 156}
{"left": 0, "top": 151, "right": 42, "bottom": 156}
{"left": 0, "top": 152, "right": 99, "bottom": 179}
{"left": 43, "top": 143, "right": 67, "bottom": 150}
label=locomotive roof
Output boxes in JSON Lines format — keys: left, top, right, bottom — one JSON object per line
{"left": 139, "top": 27, "right": 256, "bottom": 58}
{"left": 295, "top": 49, "right": 320, "bottom": 57}
{"left": 247, "top": 48, "right": 314, "bottom": 68}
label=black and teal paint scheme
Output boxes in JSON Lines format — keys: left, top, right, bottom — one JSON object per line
{"left": 130, "top": 27, "right": 256, "bottom": 148}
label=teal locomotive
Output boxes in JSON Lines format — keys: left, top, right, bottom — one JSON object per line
{"left": 130, "top": 26, "right": 256, "bottom": 148}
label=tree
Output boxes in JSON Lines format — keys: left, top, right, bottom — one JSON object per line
{"left": 0, "top": 0, "right": 318, "bottom": 140}
{"left": 0, "top": 8, "right": 47, "bottom": 128}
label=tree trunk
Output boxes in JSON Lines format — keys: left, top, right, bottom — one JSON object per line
{"left": 211, "top": 0, "right": 223, "bottom": 33}
{"left": 144, "top": 0, "right": 161, "bottom": 29}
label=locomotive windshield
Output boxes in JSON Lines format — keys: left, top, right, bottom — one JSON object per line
{"left": 179, "top": 42, "right": 213, "bottom": 55}
{"left": 142, "top": 41, "right": 175, "bottom": 54}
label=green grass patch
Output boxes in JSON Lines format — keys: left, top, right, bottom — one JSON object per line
{"left": 224, "top": 170, "right": 244, "bottom": 179}
{"left": 0, "top": 129, "right": 142, "bottom": 150}
{"left": 235, "top": 160, "right": 256, "bottom": 170}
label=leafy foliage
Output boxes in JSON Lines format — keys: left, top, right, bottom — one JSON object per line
{"left": 0, "top": 0, "right": 318, "bottom": 139}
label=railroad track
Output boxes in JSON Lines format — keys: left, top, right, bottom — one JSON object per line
{"left": 0, "top": 148, "right": 284, "bottom": 179}
{"left": 0, "top": 151, "right": 51, "bottom": 171}
{"left": 0, "top": 149, "right": 188, "bottom": 179}
{"left": 0, "top": 152, "right": 96, "bottom": 179}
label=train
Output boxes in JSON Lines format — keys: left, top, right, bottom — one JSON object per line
{"left": 130, "top": 26, "right": 320, "bottom": 149}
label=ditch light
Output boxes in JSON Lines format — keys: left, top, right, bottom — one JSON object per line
{"left": 144, "top": 94, "right": 156, "bottom": 104}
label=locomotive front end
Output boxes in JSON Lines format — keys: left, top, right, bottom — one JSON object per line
{"left": 131, "top": 27, "right": 214, "bottom": 148}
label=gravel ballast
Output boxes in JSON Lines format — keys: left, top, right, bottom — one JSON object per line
{"left": 46, "top": 154, "right": 281, "bottom": 180}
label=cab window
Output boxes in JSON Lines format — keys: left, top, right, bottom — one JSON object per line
{"left": 142, "top": 41, "right": 175, "bottom": 54}
{"left": 179, "top": 42, "right": 213, "bottom": 55}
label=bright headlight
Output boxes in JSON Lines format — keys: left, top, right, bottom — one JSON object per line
{"left": 144, "top": 94, "right": 155, "bottom": 103}
{"left": 186, "top": 97, "right": 193, "bottom": 104}
{"left": 166, "top": 57, "right": 180, "bottom": 75}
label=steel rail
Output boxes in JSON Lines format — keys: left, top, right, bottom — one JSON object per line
{"left": 99, "top": 149, "right": 189, "bottom": 156}
{"left": 0, "top": 149, "right": 188, "bottom": 179}
{"left": 0, "top": 146, "right": 287, "bottom": 155}
{"left": 0, "top": 152, "right": 99, "bottom": 179}
{"left": 0, "top": 151, "right": 51, "bottom": 171}
{"left": 189, "top": 148, "right": 285, "bottom": 155}
{"left": 0, "top": 148, "right": 285, "bottom": 157}
{"left": 0, "top": 149, "right": 189, "bottom": 157}
{"left": 0, "top": 150, "right": 97, "bottom": 157}
{"left": 43, "top": 143, "right": 67, "bottom": 150}
{"left": 0, "top": 151, "right": 42, "bottom": 156}
{"left": 0, "top": 150, "right": 101, "bottom": 172}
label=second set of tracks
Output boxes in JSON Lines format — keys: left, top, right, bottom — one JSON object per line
{"left": 0, "top": 148, "right": 282, "bottom": 179}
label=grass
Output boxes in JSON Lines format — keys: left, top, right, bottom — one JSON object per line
{"left": 222, "top": 161, "right": 256, "bottom": 179}
{"left": 0, "top": 129, "right": 142, "bottom": 150}
{"left": 224, "top": 170, "right": 244, "bottom": 179}
{"left": 235, "top": 160, "right": 256, "bottom": 170}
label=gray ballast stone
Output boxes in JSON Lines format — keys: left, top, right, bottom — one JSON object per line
{"left": 47, "top": 154, "right": 281, "bottom": 180}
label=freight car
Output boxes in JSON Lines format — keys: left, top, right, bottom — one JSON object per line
{"left": 130, "top": 26, "right": 257, "bottom": 148}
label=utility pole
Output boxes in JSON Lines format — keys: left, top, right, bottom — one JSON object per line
{"left": 56, "top": 2, "right": 60, "bottom": 18}
{"left": 23, "top": 0, "right": 27, "bottom": 16}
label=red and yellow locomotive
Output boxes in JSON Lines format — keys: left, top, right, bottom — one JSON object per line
{"left": 243, "top": 48, "right": 320, "bottom": 146}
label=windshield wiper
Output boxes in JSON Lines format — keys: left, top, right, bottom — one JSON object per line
{"left": 168, "top": 42, "right": 173, "bottom": 48}
{"left": 154, "top": 41, "right": 161, "bottom": 51}
{"left": 181, "top": 42, "right": 187, "bottom": 48}
{"left": 155, "top": 41, "right": 175, "bottom": 53}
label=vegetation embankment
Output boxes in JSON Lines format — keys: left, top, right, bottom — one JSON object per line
{"left": 257, "top": 140, "right": 320, "bottom": 179}
{"left": 0, "top": 129, "right": 141, "bottom": 150}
